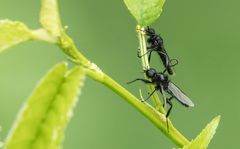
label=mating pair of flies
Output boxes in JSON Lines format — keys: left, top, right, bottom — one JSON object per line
{"left": 128, "top": 26, "right": 194, "bottom": 120}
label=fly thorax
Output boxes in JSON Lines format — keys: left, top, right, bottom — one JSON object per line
{"left": 158, "top": 74, "right": 165, "bottom": 81}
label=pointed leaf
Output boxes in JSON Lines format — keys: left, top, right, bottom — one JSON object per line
{"left": 4, "top": 62, "right": 85, "bottom": 149}
{"left": 183, "top": 116, "right": 221, "bottom": 149}
{"left": 123, "top": 0, "right": 166, "bottom": 26}
{"left": 40, "top": 0, "right": 63, "bottom": 37}
{"left": 0, "top": 20, "right": 32, "bottom": 53}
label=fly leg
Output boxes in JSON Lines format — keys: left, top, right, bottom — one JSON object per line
{"left": 143, "top": 88, "right": 158, "bottom": 102}
{"left": 127, "top": 78, "right": 156, "bottom": 102}
{"left": 147, "top": 44, "right": 158, "bottom": 50}
{"left": 137, "top": 49, "right": 152, "bottom": 58}
{"left": 166, "top": 96, "right": 173, "bottom": 118}
{"left": 170, "top": 59, "right": 178, "bottom": 67}
{"left": 166, "top": 96, "right": 173, "bottom": 132}
{"left": 137, "top": 44, "right": 157, "bottom": 58}
{"left": 148, "top": 50, "right": 153, "bottom": 62}
{"left": 127, "top": 78, "right": 152, "bottom": 84}
{"left": 159, "top": 85, "right": 167, "bottom": 108}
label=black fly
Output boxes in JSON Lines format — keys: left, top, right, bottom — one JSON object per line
{"left": 128, "top": 68, "right": 194, "bottom": 118}
{"left": 138, "top": 26, "right": 178, "bottom": 75}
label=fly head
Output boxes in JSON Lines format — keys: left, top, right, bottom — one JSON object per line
{"left": 145, "top": 68, "right": 157, "bottom": 79}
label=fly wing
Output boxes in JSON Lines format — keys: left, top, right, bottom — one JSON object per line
{"left": 167, "top": 82, "right": 194, "bottom": 107}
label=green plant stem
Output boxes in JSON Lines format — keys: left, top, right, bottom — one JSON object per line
{"left": 137, "top": 25, "right": 165, "bottom": 114}
{"left": 27, "top": 27, "right": 190, "bottom": 147}
{"left": 54, "top": 31, "right": 190, "bottom": 147}
{"left": 86, "top": 68, "right": 189, "bottom": 147}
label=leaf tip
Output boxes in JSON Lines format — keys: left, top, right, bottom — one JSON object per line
{"left": 211, "top": 115, "right": 221, "bottom": 129}
{"left": 183, "top": 115, "right": 221, "bottom": 149}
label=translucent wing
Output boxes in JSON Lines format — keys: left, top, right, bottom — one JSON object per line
{"left": 167, "top": 82, "right": 194, "bottom": 107}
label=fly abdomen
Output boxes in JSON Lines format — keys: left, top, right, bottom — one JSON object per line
{"left": 157, "top": 48, "right": 174, "bottom": 75}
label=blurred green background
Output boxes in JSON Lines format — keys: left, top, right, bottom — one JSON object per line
{"left": 0, "top": 0, "right": 239, "bottom": 148}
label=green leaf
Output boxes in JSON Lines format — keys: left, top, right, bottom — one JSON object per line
{"left": 123, "top": 0, "right": 166, "bottom": 26}
{"left": 183, "top": 116, "right": 221, "bottom": 149}
{"left": 0, "top": 20, "right": 32, "bottom": 53}
{"left": 4, "top": 62, "right": 85, "bottom": 149}
{"left": 40, "top": 0, "right": 63, "bottom": 37}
